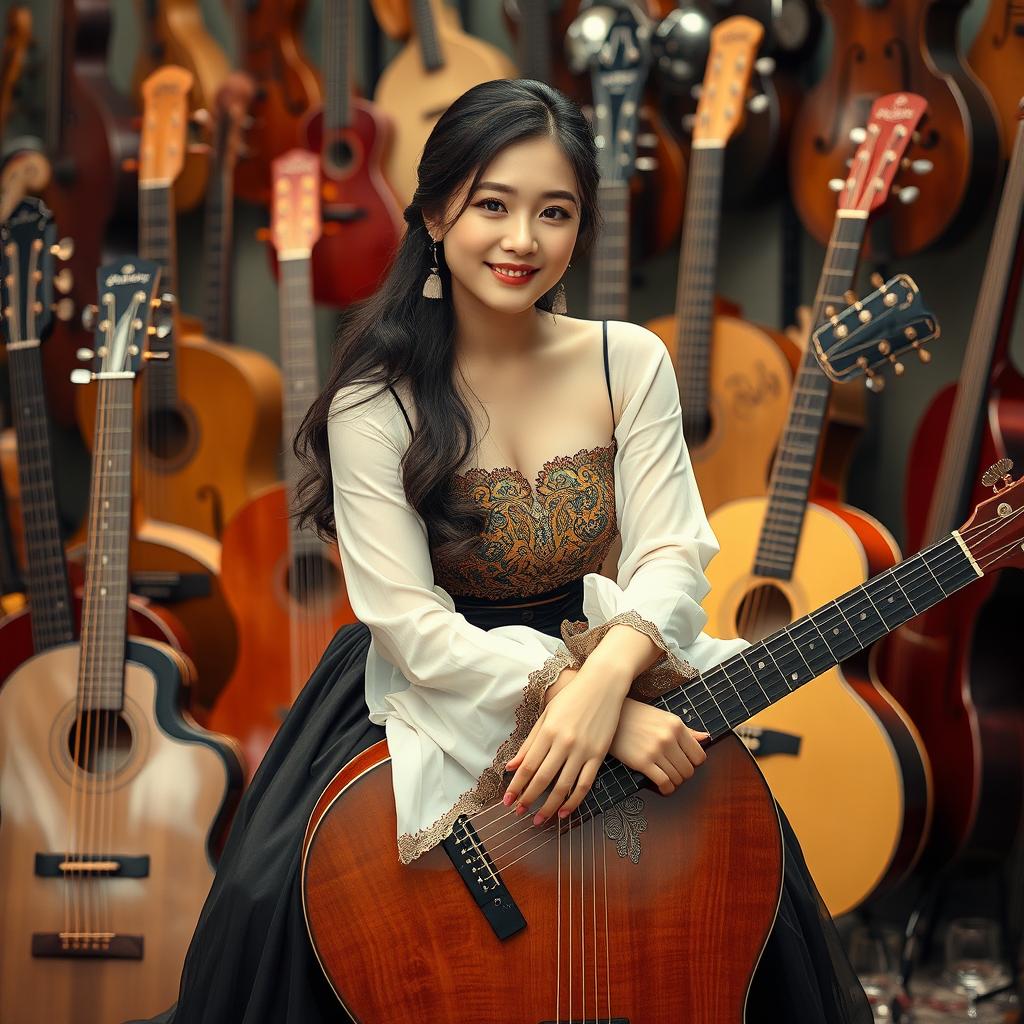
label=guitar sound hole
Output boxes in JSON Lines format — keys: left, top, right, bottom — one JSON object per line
{"left": 735, "top": 583, "right": 793, "bottom": 644}
{"left": 286, "top": 552, "right": 342, "bottom": 608}
{"left": 327, "top": 138, "right": 354, "bottom": 173}
{"left": 144, "top": 407, "right": 192, "bottom": 462}
{"left": 67, "top": 712, "right": 134, "bottom": 775}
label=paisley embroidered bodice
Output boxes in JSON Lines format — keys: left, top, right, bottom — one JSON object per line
{"left": 431, "top": 439, "right": 620, "bottom": 601}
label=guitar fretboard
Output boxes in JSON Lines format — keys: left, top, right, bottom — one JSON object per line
{"left": 201, "top": 134, "right": 234, "bottom": 341}
{"left": 581, "top": 532, "right": 982, "bottom": 820}
{"left": 674, "top": 145, "right": 725, "bottom": 442}
{"left": 413, "top": 0, "right": 444, "bottom": 73}
{"left": 753, "top": 213, "right": 867, "bottom": 579}
{"left": 139, "top": 184, "right": 179, "bottom": 409}
{"left": 323, "top": 0, "right": 353, "bottom": 142}
{"left": 8, "top": 342, "right": 74, "bottom": 649}
{"left": 517, "top": 0, "right": 552, "bottom": 84}
{"left": 588, "top": 181, "right": 630, "bottom": 321}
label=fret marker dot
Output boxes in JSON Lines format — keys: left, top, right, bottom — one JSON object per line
{"left": 833, "top": 628, "right": 839, "bottom": 634}
{"left": 758, "top": 661, "right": 765, "bottom": 670}
{"left": 888, "top": 597, "right": 894, "bottom": 603}
{"left": 809, "top": 642, "right": 815, "bottom": 649}
{"left": 860, "top": 612, "right": 867, "bottom": 620}
{"left": 791, "top": 673, "right": 798, "bottom": 680}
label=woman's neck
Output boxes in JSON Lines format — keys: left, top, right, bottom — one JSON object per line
{"left": 450, "top": 276, "right": 548, "bottom": 365}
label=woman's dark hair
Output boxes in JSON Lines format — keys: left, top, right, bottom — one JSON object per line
{"left": 293, "top": 78, "right": 600, "bottom": 562}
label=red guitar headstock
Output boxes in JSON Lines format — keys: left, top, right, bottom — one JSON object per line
{"left": 838, "top": 93, "right": 928, "bottom": 216}
{"left": 270, "top": 149, "right": 322, "bottom": 258}
{"left": 958, "top": 460, "right": 1024, "bottom": 573}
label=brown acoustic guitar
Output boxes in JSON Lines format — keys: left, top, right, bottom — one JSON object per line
{"left": 208, "top": 149, "right": 357, "bottom": 779}
{"left": 303, "top": 475, "right": 1024, "bottom": 1023}
{"left": 373, "top": 0, "right": 516, "bottom": 206}
{"left": 0, "top": 257, "right": 243, "bottom": 1024}
{"left": 702, "top": 95, "right": 937, "bottom": 917}
{"left": 789, "top": 0, "right": 1001, "bottom": 258}
{"left": 131, "top": 0, "right": 231, "bottom": 211}
{"left": 968, "top": 1, "right": 1024, "bottom": 160}
{"left": 645, "top": 17, "right": 796, "bottom": 515}
{"left": 0, "top": 4, "right": 31, "bottom": 138}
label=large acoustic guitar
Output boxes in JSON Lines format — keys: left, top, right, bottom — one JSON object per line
{"left": 702, "top": 95, "right": 936, "bottom": 917}
{"left": 0, "top": 257, "right": 243, "bottom": 1024}
{"left": 877, "top": 105, "right": 1024, "bottom": 872}
{"left": 789, "top": 0, "right": 1000, "bottom": 258}
{"left": 209, "top": 150, "right": 357, "bottom": 779}
{"left": 0, "top": 198, "right": 187, "bottom": 684}
{"left": 968, "top": 1, "right": 1024, "bottom": 160}
{"left": 645, "top": 16, "right": 795, "bottom": 514}
{"left": 373, "top": 0, "right": 516, "bottom": 207}
{"left": 303, "top": 473, "right": 1024, "bottom": 1023}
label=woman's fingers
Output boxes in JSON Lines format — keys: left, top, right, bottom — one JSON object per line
{"left": 515, "top": 742, "right": 566, "bottom": 812}
{"left": 679, "top": 725, "right": 709, "bottom": 766}
{"left": 533, "top": 755, "right": 585, "bottom": 824}
{"left": 558, "top": 759, "right": 600, "bottom": 818}
{"left": 504, "top": 732, "right": 552, "bottom": 806}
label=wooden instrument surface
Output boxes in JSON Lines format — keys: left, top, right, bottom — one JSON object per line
{"left": 789, "top": 0, "right": 1001, "bottom": 257}
{"left": 968, "top": 0, "right": 1024, "bottom": 159}
{"left": 303, "top": 736, "right": 782, "bottom": 1024}
{"left": 0, "top": 640, "right": 240, "bottom": 1023}
{"left": 373, "top": 0, "right": 516, "bottom": 206}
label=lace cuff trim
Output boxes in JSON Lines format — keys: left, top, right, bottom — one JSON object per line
{"left": 559, "top": 610, "right": 699, "bottom": 700}
{"left": 395, "top": 644, "right": 575, "bottom": 865}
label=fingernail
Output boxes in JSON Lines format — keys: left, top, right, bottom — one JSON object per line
{"left": 515, "top": 804, "right": 527, "bottom": 816}
{"left": 502, "top": 793, "right": 513, "bottom": 806}
{"left": 558, "top": 808, "right": 570, "bottom": 818}
{"left": 533, "top": 812, "right": 545, "bottom": 827}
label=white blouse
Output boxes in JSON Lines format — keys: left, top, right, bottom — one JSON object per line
{"left": 327, "top": 321, "right": 749, "bottom": 863}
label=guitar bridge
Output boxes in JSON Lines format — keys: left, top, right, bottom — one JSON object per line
{"left": 441, "top": 816, "right": 526, "bottom": 941}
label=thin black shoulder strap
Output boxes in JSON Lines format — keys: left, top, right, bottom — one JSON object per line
{"left": 602, "top": 321, "right": 613, "bottom": 418}
{"left": 388, "top": 385, "right": 414, "bottom": 439}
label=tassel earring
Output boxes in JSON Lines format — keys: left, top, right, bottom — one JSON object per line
{"left": 551, "top": 281, "right": 568, "bottom": 316}
{"left": 422, "top": 241, "right": 443, "bottom": 299}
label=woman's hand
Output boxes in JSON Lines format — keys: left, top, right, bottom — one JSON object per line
{"left": 608, "top": 698, "right": 709, "bottom": 795}
{"left": 503, "top": 668, "right": 631, "bottom": 826}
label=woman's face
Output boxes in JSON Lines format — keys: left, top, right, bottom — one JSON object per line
{"left": 433, "top": 136, "right": 582, "bottom": 316}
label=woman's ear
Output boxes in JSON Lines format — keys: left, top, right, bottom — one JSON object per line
{"left": 422, "top": 214, "right": 442, "bottom": 243}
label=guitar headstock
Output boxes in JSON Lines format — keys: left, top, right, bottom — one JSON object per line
{"left": 958, "top": 461, "right": 1024, "bottom": 573}
{"left": 0, "top": 197, "right": 69, "bottom": 347}
{"left": 835, "top": 93, "right": 928, "bottom": 215}
{"left": 139, "top": 65, "right": 195, "bottom": 187}
{"left": 270, "top": 149, "right": 322, "bottom": 258}
{"left": 691, "top": 16, "right": 764, "bottom": 147}
{"left": 211, "top": 71, "right": 256, "bottom": 174}
{"left": 73, "top": 259, "right": 164, "bottom": 380}
{"left": 811, "top": 273, "right": 938, "bottom": 390}
{"left": 566, "top": 3, "right": 652, "bottom": 183}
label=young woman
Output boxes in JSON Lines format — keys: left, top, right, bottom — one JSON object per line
{"left": 136, "top": 79, "right": 871, "bottom": 1023}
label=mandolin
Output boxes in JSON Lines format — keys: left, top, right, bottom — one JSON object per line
{"left": 968, "top": 2, "right": 1024, "bottom": 160}
{"left": 209, "top": 149, "right": 357, "bottom": 779}
{"left": 645, "top": 16, "right": 796, "bottom": 515}
{"left": 702, "top": 95, "right": 938, "bottom": 916}
{"left": 373, "top": 0, "right": 517, "bottom": 207}
{"left": 0, "top": 257, "right": 243, "bottom": 1024}
{"left": 0, "top": 198, "right": 187, "bottom": 684}
{"left": 303, "top": 472, "right": 1024, "bottom": 1023}
{"left": 268, "top": 0, "right": 404, "bottom": 308}
{"left": 877, "top": 104, "right": 1024, "bottom": 872}
{"left": 789, "top": 0, "right": 1000, "bottom": 258}
{"left": 232, "top": 0, "right": 323, "bottom": 206}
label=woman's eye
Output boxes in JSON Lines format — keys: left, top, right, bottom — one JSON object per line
{"left": 543, "top": 206, "right": 571, "bottom": 220}
{"left": 478, "top": 198, "right": 506, "bottom": 213}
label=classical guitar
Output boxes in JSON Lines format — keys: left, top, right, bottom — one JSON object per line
{"left": 789, "top": 0, "right": 1000, "bottom": 258}
{"left": 131, "top": 0, "right": 230, "bottom": 211}
{"left": 968, "top": 2, "right": 1024, "bottom": 160}
{"left": 702, "top": 95, "right": 937, "bottom": 916}
{"left": 0, "top": 258, "right": 243, "bottom": 1024}
{"left": 0, "top": 198, "right": 188, "bottom": 684}
{"left": 373, "top": 0, "right": 517, "bottom": 207}
{"left": 209, "top": 149, "right": 357, "bottom": 780}
{"left": 878, "top": 104, "right": 1024, "bottom": 872}
{"left": 645, "top": 16, "right": 796, "bottom": 515}
{"left": 303, "top": 472, "right": 1024, "bottom": 1023}
{"left": 36, "top": 0, "right": 137, "bottom": 427}
{"left": 232, "top": 0, "right": 322, "bottom": 205}
{"left": 270, "top": 0, "right": 404, "bottom": 308}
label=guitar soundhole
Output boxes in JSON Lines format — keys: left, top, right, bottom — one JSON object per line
{"left": 734, "top": 584, "right": 793, "bottom": 644}
{"left": 326, "top": 138, "right": 354, "bottom": 174}
{"left": 144, "top": 406, "right": 194, "bottom": 465}
{"left": 67, "top": 712, "right": 134, "bottom": 775}
{"left": 286, "top": 552, "right": 343, "bottom": 608}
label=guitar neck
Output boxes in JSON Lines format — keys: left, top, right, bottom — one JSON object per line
{"left": 588, "top": 180, "right": 631, "bottom": 322}
{"left": 517, "top": 0, "right": 552, "bottom": 84}
{"left": 201, "top": 139, "right": 235, "bottom": 341}
{"left": 673, "top": 144, "right": 725, "bottom": 441}
{"left": 582, "top": 530, "right": 983, "bottom": 820}
{"left": 7, "top": 342, "right": 74, "bottom": 648}
{"left": 925, "top": 116, "right": 1024, "bottom": 545}
{"left": 139, "top": 183, "right": 179, "bottom": 407}
{"left": 752, "top": 213, "right": 867, "bottom": 579}
{"left": 79, "top": 375, "right": 135, "bottom": 711}
{"left": 323, "top": 0, "right": 353, "bottom": 141}
{"left": 412, "top": 0, "right": 445, "bottom": 73}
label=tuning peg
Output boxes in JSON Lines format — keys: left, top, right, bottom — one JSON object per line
{"left": 681, "top": 113, "right": 696, "bottom": 133}
{"left": 53, "top": 267, "right": 73, "bottom": 294}
{"left": 747, "top": 94, "right": 769, "bottom": 114}
{"left": 50, "top": 237, "right": 74, "bottom": 261}
{"left": 148, "top": 322, "right": 172, "bottom": 340}
{"left": 81, "top": 303, "right": 98, "bottom": 331}
{"left": 187, "top": 142, "right": 212, "bottom": 158}
{"left": 843, "top": 289, "right": 857, "bottom": 304}
{"left": 52, "top": 297, "right": 74, "bottom": 321}
{"left": 870, "top": 272, "right": 884, "bottom": 288}
{"left": 916, "top": 345, "right": 932, "bottom": 364}
{"left": 191, "top": 108, "right": 211, "bottom": 126}
{"left": 865, "top": 370, "right": 885, "bottom": 392}
{"left": 155, "top": 292, "right": 176, "bottom": 311}
{"left": 754, "top": 57, "right": 776, "bottom": 76}
{"left": 889, "top": 355, "right": 905, "bottom": 375}
{"left": 690, "top": 84, "right": 702, "bottom": 100}
{"left": 828, "top": 178, "right": 846, "bottom": 193}
{"left": 70, "top": 368, "right": 92, "bottom": 385}
{"left": 849, "top": 126, "right": 867, "bottom": 144}
{"left": 981, "top": 458, "right": 1014, "bottom": 490}
{"left": 121, "top": 157, "right": 139, "bottom": 174}
{"left": 911, "top": 159, "right": 933, "bottom": 175}
{"left": 75, "top": 347, "right": 94, "bottom": 361}
{"left": 897, "top": 186, "right": 921, "bottom": 205}
{"left": 143, "top": 349, "right": 170, "bottom": 361}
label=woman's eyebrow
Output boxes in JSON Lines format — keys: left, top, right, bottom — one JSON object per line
{"left": 474, "top": 181, "right": 579, "bottom": 207}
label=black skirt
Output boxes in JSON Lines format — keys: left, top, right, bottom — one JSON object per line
{"left": 132, "top": 621, "right": 871, "bottom": 1024}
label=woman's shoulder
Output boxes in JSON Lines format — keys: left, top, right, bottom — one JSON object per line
{"left": 328, "top": 375, "right": 413, "bottom": 441}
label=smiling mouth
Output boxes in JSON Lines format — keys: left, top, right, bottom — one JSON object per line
{"left": 485, "top": 263, "right": 541, "bottom": 282}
